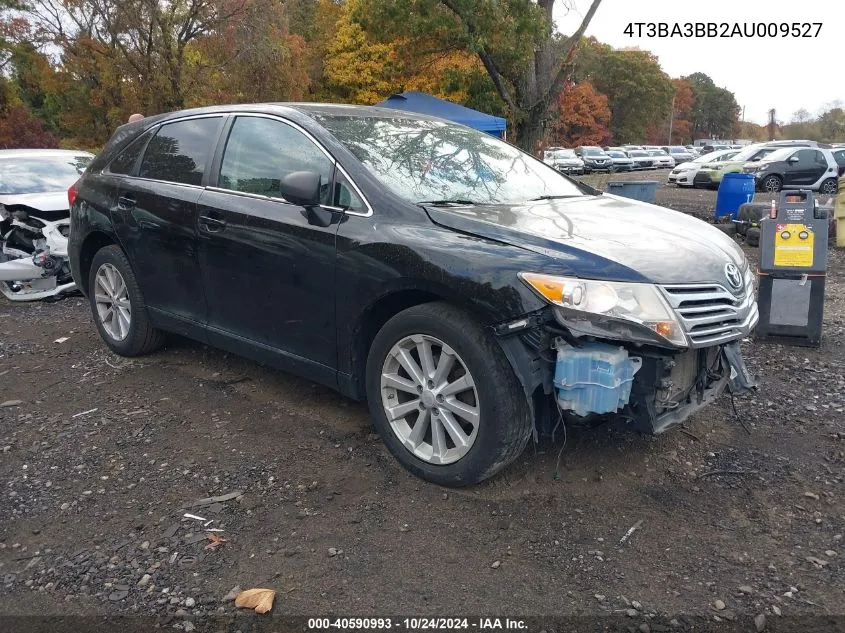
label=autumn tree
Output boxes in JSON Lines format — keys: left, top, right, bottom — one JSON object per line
{"left": 0, "top": 104, "right": 60, "bottom": 148}
{"left": 24, "top": 0, "right": 267, "bottom": 113}
{"left": 549, "top": 80, "right": 610, "bottom": 146}
{"left": 351, "top": 0, "right": 603, "bottom": 152}
{"left": 323, "top": 0, "right": 500, "bottom": 110}
{"left": 189, "top": 1, "right": 312, "bottom": 106}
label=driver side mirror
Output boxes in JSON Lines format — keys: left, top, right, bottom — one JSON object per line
{"left": 787, "top": 156, "right": 799, "bottom": 164}
{"left": 280, "top": 171, "right": 321, "bottom": 207}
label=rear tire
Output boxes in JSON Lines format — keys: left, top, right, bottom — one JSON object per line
{"left": 820, "top": 178, "right": 838, "bottom": 195}
{"left": 88, "top": 245, "right": 165, "bottom": 357}
{"left": 366, "top": 302, "right": 532, "bottom": 487}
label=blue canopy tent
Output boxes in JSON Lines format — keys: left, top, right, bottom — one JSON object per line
{"left": 375, "top": 91, "right": 507, "bottom": 139}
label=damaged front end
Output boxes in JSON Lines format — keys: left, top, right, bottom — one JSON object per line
{"left": 496, "top": 270, "right": 759, "bottom": 436}
{"left": 0, "top": 205, "right": 76, "bottom": 302}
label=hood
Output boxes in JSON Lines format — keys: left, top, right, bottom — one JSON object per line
{"left": 0, "top": 192, "right": 69, "bottom": 213}
{"left": 423, "top": 195, "right": 746, "bottom": 285}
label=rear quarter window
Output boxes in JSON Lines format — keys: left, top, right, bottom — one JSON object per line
{"left": 107, "top": 132, "right": 151, "bottom": 175}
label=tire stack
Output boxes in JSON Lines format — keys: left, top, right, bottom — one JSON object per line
{"left": 737, "top": 202, "right": 772, "bottom": 247}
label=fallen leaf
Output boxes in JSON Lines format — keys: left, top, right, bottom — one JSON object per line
{"left": 235, "top": 588, "right": 275, "bottom": 614}
{"left": 204, "top": 532, "right": 228, "bottom": 551}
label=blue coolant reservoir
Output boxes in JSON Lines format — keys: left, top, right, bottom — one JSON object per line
{"left": 554, "top": 341, "right": 642, "bottom": 417}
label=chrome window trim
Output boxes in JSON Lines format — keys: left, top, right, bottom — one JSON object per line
{"left": 218, "top": 112, "right": 374, "bottom": 218}
{"left": 113, "top": 114, "right": 226, "bottom": 185}
{"left": 105, "top": 111, "right": 374, "bottom": 218}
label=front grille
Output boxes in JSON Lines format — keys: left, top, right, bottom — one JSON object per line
{"left": 660, "top": 268, "right": 758, "bottom": 347}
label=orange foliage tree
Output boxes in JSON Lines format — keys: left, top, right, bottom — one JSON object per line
{"left": 548, "top": 80, "right": 611, "bottom": 147}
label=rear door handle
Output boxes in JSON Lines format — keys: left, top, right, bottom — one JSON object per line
{"left": 198, "top": 214, "right": 227, "bottom": 233}
{"left": 117, "top": 195, "right": 136, "bottom": 210}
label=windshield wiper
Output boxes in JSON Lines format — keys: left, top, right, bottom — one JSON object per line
{"left": 416, "top": 199, "right": 480, "bottom": 206}
{"left": 527, "top": 194, "right": 581, "bottom": 201}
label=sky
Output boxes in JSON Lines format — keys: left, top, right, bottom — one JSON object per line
{"left": 553, "top": 0, "right": 843, "bottom": 126}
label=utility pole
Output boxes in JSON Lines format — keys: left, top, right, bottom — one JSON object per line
{"left": 668, "top": 94, "right": 676, "bottom": 144}
{"left": 768, "top": 108, "right": 777, "bottom": 141}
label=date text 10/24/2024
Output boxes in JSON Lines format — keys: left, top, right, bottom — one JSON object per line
{"left": 624, "top": 22, "right": 822, "bottom": 38}
{"left": 308, "top": 618, "right": 527, "bottom": 631}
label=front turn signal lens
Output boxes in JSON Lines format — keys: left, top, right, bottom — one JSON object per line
{"left": 519, "top": 273, "right": 585, "bottom": 308}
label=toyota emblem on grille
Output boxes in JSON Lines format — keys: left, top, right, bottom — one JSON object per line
{"left": 725, "top": 263, "right": 743, "bottom": 291}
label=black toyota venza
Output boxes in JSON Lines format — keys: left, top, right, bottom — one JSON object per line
{"left": 69, "top": 104, "right": 758, "bottom": 486}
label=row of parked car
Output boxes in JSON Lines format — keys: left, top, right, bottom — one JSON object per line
{"left": 543, "top": 145, "right": 702, "bottom": 174}
{"left": 667, "top": 139, "right": 845, "bottom": 193}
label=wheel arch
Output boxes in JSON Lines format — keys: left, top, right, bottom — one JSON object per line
{"left": 77, "top": 231, "right": 120, "bottom": 296}
{"left": 345, "top": 285, "right": 495, "bottom": 402}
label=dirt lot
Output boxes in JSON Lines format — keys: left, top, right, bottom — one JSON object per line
{"left": 1, "top": 171, "right": 844, "bottom": 630}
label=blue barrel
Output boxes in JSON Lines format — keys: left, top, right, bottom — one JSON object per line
{"left": 715, "top": 173, "right": 755, "bottom": 221}
{"left": 605, "top": 181, "right": 659, "bottom": 203}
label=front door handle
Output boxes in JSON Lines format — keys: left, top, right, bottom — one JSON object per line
{"left": 198, "top": 214, "right": 227, "bottom": 233}
{"left": 117, "top": 195, "right": 136, "bottom": 210}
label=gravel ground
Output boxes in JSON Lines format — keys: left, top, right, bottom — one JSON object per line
{"left": 1, "top": 178, "right": 844, "bottom": 630}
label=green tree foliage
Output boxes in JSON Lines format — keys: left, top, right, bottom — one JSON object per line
{"left": 586, "top": 49, "right": 673, "bottom": 143}
{"left": 780, "top": 105, "right": 845, "bottom": 143}
{"left": 684, "top": 72, "right": 740, "bottom": 140}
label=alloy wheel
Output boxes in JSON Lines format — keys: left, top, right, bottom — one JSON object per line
{"left": 763, "top": 176, "right": 781, "bottom": 193}
{"left": 380, "top": 334, "right": 480, "bottom": 465}
{"left": 821, "top": 179, "right": 838, "bottom": 194}
{"left": 94, "top": 263, "right": 131, "bottom": 341}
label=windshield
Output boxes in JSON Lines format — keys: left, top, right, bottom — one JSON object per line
{"left": 647, "top": 150, "right": 665, "bottom": 156}
{"left": 697, "top": 150, "right": 739, "bottom": 164}
{"left": 669, "top": 147, "right": 687, "bottom": 154}
{"left": 551, "top": 150, "right": 577, "bottom": 159}
{"left": 731, "top": 144, "right": 777, "bottom": 162}
{"left": 581, "top": 148, "right": 606, "bottom": 156}
{"left": 0, "top": 155, "right": 91, "bottom": 194}
{"left": 607, "top": 151, "right": 627, "bottom": 158}
{"left": 628, "top": 151, "right": 647, "bottom": 157}
{"left": 315, "top": 115, "right": 586, "bottom": 204}
{"left": 762, "top": 148, "right": 797, "bottom": 162}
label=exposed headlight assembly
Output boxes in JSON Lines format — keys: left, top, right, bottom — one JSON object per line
{"left": 519, "top": 272, "right": 688, "bottom": 348}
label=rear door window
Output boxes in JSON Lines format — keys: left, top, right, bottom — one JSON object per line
{"left": 218, "top": 116, "right": 333, "bottom": 204}
{"left": 138, "top": 117, "right": 223, "bottom": 186}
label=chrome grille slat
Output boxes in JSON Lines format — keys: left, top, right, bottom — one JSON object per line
{"left": 661, "top": 271, "right": 758, "bottom": 348}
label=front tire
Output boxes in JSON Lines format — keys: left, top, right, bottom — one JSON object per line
{"left": 88, "top": 245, "right": 164, "bottom": 357}
{"left": 366, "top": 303, "right": 532, "bottom": 487}
{"left": 761, "top": 174, "right": 782, "bottom": 193}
